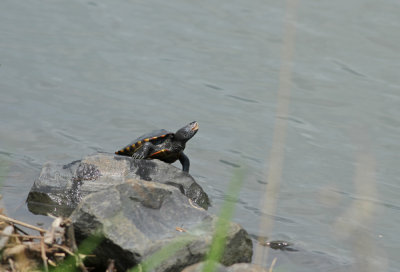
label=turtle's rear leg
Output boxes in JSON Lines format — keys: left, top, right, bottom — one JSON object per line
{"left": 132, "top": 142, "right": 154, "bottom": 159}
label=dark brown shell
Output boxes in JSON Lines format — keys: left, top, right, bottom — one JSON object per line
{"left": 115, "top": 129, "right": 173, "bottom": 156}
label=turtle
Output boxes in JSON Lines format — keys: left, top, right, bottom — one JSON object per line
{"left": 115, "top": 121, "right": 199, "bottom": 173}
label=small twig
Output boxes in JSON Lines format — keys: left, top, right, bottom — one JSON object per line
{"left": 65, "top": 224, "right": 89, "bottom": 272}
{"left": 79, "top": 262, "right": 89, "bottom": 272}
{"left": 40, "top": 238, "right": 48, "bottom": 272}
{"left": 54, "top": 252, "right": 66, "bottom": 257}
{"left": 48, "top": 259, "right": 57, "bottom": 267}
{"left": 13, "top": 225, "right": 29, "bottom": 236}
{"left": 3, "top": 244, "right": 27, "bottom": 257}
{"left": 0, "top": 225, "right": 14, "bottom": 250}
{"left": 0, "top": 232, "right": 44, "bottom": 240}
{"left": 66, "top": 222, "right": 78, "bottom": 252}
{"left": 46, "top": 213, "right": 57, "bottom": 219}
{"left": 106, "top": 259, "right": 116, "bottom": 272}
{"left": 0, "top": 215, "right": 46, "bottom": 233}
{"left": 175, "top": 227, "right": 186, "bottom": 232}
{"left": 8, "top": 258, "right": 16, "bottom": 272}
{"left": 53, "top": 244, "right": 75, "bottom": 256}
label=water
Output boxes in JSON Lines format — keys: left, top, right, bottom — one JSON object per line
{"left": 1, "top": 0, "right": 399, "bottom": 271}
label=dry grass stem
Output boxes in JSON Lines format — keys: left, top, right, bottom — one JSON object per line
{"left": 269, "top": 257, "right": 277, "bottom": 272}
{"left": 0, "top": 214, "right": 89, "bottom": 271}
{"left": 0, "top": 215, "right": 46, "bottom": 234}
{"left": 255, "top": 0, "right": 298, "bottom": 265}
{"left": 40, "top": 238, "right": 48, "bottom": 272}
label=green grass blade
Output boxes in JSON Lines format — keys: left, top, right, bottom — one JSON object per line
{"left": 202, "top": 168, "right": 245, "bottom": 272}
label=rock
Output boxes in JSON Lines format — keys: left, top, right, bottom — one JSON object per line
{"left": 182, "top": 262, "right": 268, "bottom": 272}
{"left": 70, "top": 179, "right": 253, "bottom": 272}
{"left": 27, "top": 153, "right": 210, "bottom": 216}
{"left": 182, "top": 262, "right": 228, "bottom": 272}
{"left": 226, "top": 263, "right": 269, "bottom": 272}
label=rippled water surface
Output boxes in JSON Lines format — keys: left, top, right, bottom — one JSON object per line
{"left": 1, "top": 0, "right": 399, "bottom": 271}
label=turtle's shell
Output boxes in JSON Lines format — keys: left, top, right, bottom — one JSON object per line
{"left": 115, "top": 129, "right": 174, "bottom": 156}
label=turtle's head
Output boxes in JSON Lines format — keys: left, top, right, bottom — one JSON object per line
{"left": 174, "top": 121, "right": 199, "bottom": 142}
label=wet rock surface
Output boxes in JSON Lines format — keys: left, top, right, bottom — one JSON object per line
{"left": 25, "top": 153, "right": 255, "bottom": 271}
{"left": 70, "top": 179, "right": 253, "bottom": 272}
{"left": 182, "top": 262, "right": 268, "bottom": 272}
{"left": 27, "top": 153, "right": 210, "bottom": 216}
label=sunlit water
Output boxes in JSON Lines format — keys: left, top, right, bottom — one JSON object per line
{"left": 1, "top": 0, "right": 399, "bottom": 271}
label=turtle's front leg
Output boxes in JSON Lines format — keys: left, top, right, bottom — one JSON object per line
{"left": 179, "top": 152, "right": 190, "bottom": 173}
{"left": 132, "top": 142, "right": 154, "bottom": 159}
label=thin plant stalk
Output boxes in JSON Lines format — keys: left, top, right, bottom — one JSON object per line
{"left": 202, "top": 168, "right": 245, "bottom": 272}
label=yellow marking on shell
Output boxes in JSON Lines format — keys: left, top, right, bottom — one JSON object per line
{"left": 144, "top": 138, "right": 150, "bottom": 142}
{"left": 137, "top": 141, "right": 142, "bottom": 145}
{"left": 150, "top": 149, "right": 167, "bottom": 156}
{"left": 125, "top": 146, "right": 131, "bottom": 151}
{"left": 131, "top": 144, "right": 136, "bottom": 148}
{"left": 152, "top": 136, "right": 158, "bottom": 140}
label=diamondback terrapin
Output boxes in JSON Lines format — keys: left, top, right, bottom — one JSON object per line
{"left": 115, "top": 121, "right": 199, "bottom": 173}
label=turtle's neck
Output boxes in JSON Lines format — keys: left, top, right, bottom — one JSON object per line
{"left": 171, "top": 141, "right": 186, "bottom": 153}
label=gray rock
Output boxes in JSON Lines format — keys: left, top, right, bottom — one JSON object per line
{"left": 227, "top": 263, "right": 269, "bottom": 272}
{"left": 70, "top": 179, "right": 253, "bottom": 272}
{"left": 27, "top": 153, "right": 210, "bottom": 216}
{"left": 182, "top": 262, "right": 268, "bottom": 272}
{"left": 182, "top": 262, "right": 229, "bottom": 272}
